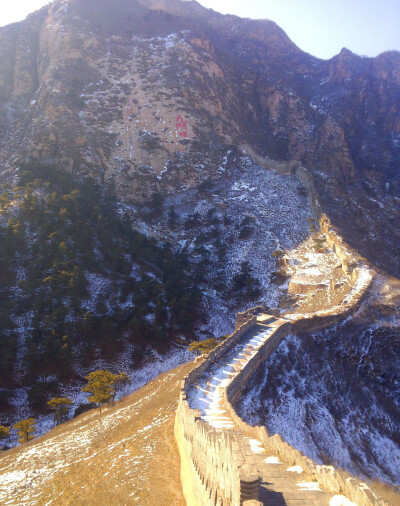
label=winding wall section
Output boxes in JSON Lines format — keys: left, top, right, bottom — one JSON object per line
{"left": 175, "top": 264, "right": 383, "bottom": 505}
{"left": 175, "top": 148, "right": 385, "bottom": 505}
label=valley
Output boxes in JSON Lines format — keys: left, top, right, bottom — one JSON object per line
{"left": 0, "top": 0, "right": 399, "bottom": 503}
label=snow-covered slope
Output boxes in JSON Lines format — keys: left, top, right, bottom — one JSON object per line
{"left": 237, "top": 277, "right": 400, "bottom": 485}
{"left": 0, "top": 155, "right": 312, "bottom": 447}
{"left": 135, "top": 154, "right": 312, "bottom": 335}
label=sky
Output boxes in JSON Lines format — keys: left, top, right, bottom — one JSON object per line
{"left": 1, "top": 0, "right": 399, "bottom": 59}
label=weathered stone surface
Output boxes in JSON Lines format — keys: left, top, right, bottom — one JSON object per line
{"left": 0, "top": 0, "right": 399, "bottom": 274}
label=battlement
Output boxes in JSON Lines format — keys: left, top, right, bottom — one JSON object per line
{"left": 175, "top": 145, "right": 382, "bottom": 505}
{"left": 175, "top": 316, "right": 262, "bottom": 505}
{"left": 175, "top": 265, "right": 382, "bottom": 505}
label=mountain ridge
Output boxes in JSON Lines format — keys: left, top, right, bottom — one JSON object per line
{"left": 0, "top": 0, "right": 399, "bottom": 275}
{"left": 0, "top": 0, "right": 399, "bottom": 495}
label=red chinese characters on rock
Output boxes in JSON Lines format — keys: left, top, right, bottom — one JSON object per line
{"left": 176, "top": 115, "right": 188, "bottom": 137}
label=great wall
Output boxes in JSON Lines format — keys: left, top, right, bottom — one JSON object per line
{"left": 174, "top": 150, "right": 386, "bottom": 506}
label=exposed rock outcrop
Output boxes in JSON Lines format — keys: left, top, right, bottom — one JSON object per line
{"left": 0, "top": 0, "right": 399, "bottom": 274}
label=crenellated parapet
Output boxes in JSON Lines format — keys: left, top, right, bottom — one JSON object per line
{"left": 176, "top": 144, "right": 384, "bottom": 505}
{"left": 175, "top": 262, "right": 385, "bottom": 505}
{"left": 175, "top": 315, "right": 264, "bottom": 505}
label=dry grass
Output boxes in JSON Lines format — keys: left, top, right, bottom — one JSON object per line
{"left": 0, "top": 362, "right": 194, "bottom": 505}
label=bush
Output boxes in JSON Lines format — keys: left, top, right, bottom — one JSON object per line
{"left": 81, "top": 369, "right": 131, "bottom": 412}
{"left": 0, "top": 426, "right": 10, "bottom": 450}
{"left": 47, "top": 397, "right": 73, "bottom": 424}
{"left": 232, "top": 261, "right": 261, "bottom": 300}
{"left": 238, "top": 226, "right": 253, "bottom": 240}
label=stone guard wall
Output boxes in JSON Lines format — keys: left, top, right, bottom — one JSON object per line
{"left": 224, "top": 276, "right": 381, "bottom": 506}
{"left": 176, "top": 264, "right": 382, "bottom": 505}
{"left": 176, "top": 145, "right": 381, "bottom": 505}
{"left": 175, "top": 313, "right": 268, "bottom": 505}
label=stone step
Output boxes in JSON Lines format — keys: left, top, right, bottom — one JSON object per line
{"left": 188, "top": 318, "right": 346, "bottom": 506}
{"left": 256, "top": 315, "right": 277, "bottom": 324}
{"left": 247, "top": 444, "right": 334, "bottom": 505}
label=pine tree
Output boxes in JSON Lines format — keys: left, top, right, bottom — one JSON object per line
{"left": 188, "top": 338, "right": 218, "bottom": 356}
{"left": 47, "top": 397, "right": 73, "bottom": 424}
{"left": 0, "top": 425, "right": 10, "bottom": 450}
{"left": 14, "top": 418, "right": 36, "bottom": 444}
{"left": 82, "top": 370, "right": 131, "bottom": 411}
{"left": 82, "top": 370, "right": 115, "bottom": 411}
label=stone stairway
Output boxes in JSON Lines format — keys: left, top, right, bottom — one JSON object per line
{"left": 245, "top": 437, "right": 336, "bottom": 506}
{"left": 188, "top": 317, "right": 280, "bottom": 430}
{"left": 188, "top": 315, "right": 351, "bottom": 506}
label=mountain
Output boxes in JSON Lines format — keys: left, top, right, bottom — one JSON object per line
{"left": 0, "top": 0, "right": 399, "bottom": 274}
{"left": 0, "top": 0, "right": 399, "bottom": 491}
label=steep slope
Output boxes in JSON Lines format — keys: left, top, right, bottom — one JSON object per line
{"left": 0, "top": 0, "right": 399, "bottom": 491}
{"left": 0, "top": 163, "right": 201, "bottom": 442}
{"left": 0, "top": 154, "right": 312, "bottom": 441}
{"left": 0, "top": 0, "right": 399, "bottom": 275}
{"left": 0, "top": 362, "right": 193, "bottom": 505}
{"left": 237, "top": 275, "right": 400, "bottom": 486}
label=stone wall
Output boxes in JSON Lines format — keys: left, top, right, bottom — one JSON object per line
{"left": 319, "top": 214, "right": 359, "bottom": 275}
{"left": 175, "top": 264, "right": 382, "bottom": 505}
{"left": 287, "top": 265, "right": 374, "bottom": 332}
{"left": 223, "top": 307, "right": 384, "bottom": 506}
{"left": 227, "top": 322, "right": 292, "bottom": 405}
{"left": 234, "top": 306, "right": 277, "bottom": 329}
{"left": 175, "top": 145, "right": 381, "bottom": 505}
{"left": 238, "top": 143, "right": 364, "bottom": 277}
{"left": 223, "top": 393, "right": 385, "bottom": 506}
{"left": 175, "top": 316, "right": 263, "bottom": 505}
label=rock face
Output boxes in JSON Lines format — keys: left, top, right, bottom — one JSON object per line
{"left": 0, "top": 0, "right": 399, "bottom": 274}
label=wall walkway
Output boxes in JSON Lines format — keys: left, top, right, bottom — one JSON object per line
{"left": 175, "top": 147, "right": 385, "bottom": 505}
{"left": 175, "top": 296, "right": 385, "bottom": 505}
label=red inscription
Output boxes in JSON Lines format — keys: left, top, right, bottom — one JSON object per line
{"left": 176, "top": 115, "right": 188, "bottom": 137}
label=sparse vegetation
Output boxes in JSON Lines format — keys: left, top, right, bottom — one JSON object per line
{"left": 0, "top": 164, "right": 203, "bottom": 392}
{"left": 231, "top": 261, "right": 261, "bottom": 301}
{"left": 313, "top": 236, "right": 326, "bottom": 252}
{"left": 112, "top": 372, "right": 131, "bottom": 401}
{"left": 272, "top": 249, "right": 285, "bottom": 259}
{"left": 0, "top": 425, "right": 10, "bottom": 449}
{"left": 188, "top": 334, "right": 228, "bottom": 356}
{"left": 188, "top": 338, "right": 219, "bottom": 356}
{"left": 82, "top": 369, "right": 131, "bottom": 412}
{"left": 271, "top": 269, "right": 289, "bottom": 285}
{"left": 307, "top": 217, "right": 317, "bottom": 233}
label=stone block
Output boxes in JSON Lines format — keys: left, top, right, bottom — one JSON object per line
{"left": 240, "top": 475, "right": 259, "bottom": 501}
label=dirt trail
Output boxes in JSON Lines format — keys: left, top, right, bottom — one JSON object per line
{"left": 0, "top": 363, "right": 194, "bottom": 505}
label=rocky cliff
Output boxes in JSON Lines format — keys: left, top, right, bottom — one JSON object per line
{"left": 0, "top": 0, "right": 400, "bottom": 492}
{"left": 0, "top": 0, "right": 399, "bottom": 275}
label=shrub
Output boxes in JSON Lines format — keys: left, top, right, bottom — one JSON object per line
{"left": 81, "top": 369, "right": 131, "bottom": 412}
{"left": 0, "top": 426, "right": 10, "bottom": 450}
{"left": 188, "top": 338, "right": 218, "bottom": 356}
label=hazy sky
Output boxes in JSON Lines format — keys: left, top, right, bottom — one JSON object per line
{"left": 1, "top": 0, "right": 399, "bottom": 59}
